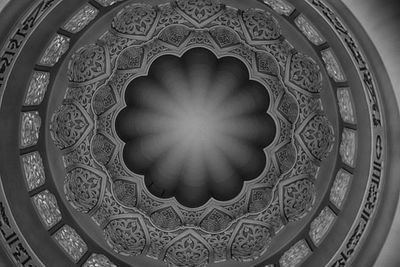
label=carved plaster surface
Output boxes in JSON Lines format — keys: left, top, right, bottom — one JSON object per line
{"left": 50, "top": 0, "right": 334, "bottom": 265}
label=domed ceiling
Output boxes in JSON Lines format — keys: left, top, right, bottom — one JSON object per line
{"left": 0, "top": 0, "right": 399, "bottom": 266}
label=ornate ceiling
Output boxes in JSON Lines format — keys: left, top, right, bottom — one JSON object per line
{"left": 0, "top": 0, "right": 399, "bottom": 266}
{"left": 49, "top": 2, "right": 334, "bottom": 264}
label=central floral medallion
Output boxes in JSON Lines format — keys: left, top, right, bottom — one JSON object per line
{"left": 116, "top": 48, "right": 276, "bottom": 207}
{"left": 50, "top": 0, "right": 334, "bottom": 265}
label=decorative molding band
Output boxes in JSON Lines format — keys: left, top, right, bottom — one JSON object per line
{"left": 0, "top": 0, "right": 62, "bottom": 103}
{"left": 306, "top": 1, "right": 385, "bottom": 266}
{"left": 0, "top": 178, "right": 44, "bottom": 266}
{"left": 0, "top": 0, "right": 395, "bottom": 266}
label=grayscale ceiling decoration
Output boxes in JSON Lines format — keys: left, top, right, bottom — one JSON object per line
{"left": 50, "top": 1, "right": 334, "bottom": 265}
{"left": 0, "top": 0, "right": 399, "bottom": 266}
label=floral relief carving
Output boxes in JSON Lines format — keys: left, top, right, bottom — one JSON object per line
{"left": 164, "top": 232, "right": 211, "bottom": 267}
{"left": 280, "top": 177, "right": 315, "bottom": 222}
{"left": 214, "top": 7, "right": 243, "bottom": 33}
{"left": 68, "top": 44, "right": 108, "bottom": 83}
{"left": 51, "top": 103, "right": 92, "bottom": 150}
{"left": 117, "top": 46, "right": 144, "bottom": 70}
{"left": 200, "top": 209, "right": 232, "bottom": 232}
{"left": 112, "top": 4, "right": 158, "bottom": 38}
{"left": 248, "top": 186, "right": 273, "bottom": 213}
{"left": 209, "top": 27, "right": 240, "bottom": 49}
{"left": 104, "top": 217, "right": 148, "bottom": 256}
{"left": 276, "top": 142, "right": 297, "bottom": 174}
{"left": 158, "top": 25, "right": 191, "bottom": 48}
{"left": 298, "top": 114, "right": 334, "bottom": 161}
{"left": 230, "top": 221, "right": 273, "bottom": 261}
{"left": 288, "top": 53, "right": 322, "bottom": 94}
{"left": 91, "top": 133, "right": 116, "bottom": 165}
{"left": 50, "top": 1, "right": 335, "bottom": 265}
{"left": 151, "top": 207, "right": 183, "bottom": 231}
{"left": 256, "top": 51, "right": 280, "bottom": 76}
{"left": 278, "top": 92, "right": 299, "bottom": 124}
{"left": 113, "top": 180, "right": 138, "bottom": 208}
{"left": 176, "top": 0, "right": 222, "bottom": 25}
{"left": 64, "top": 167, "right": 103, "bottom": 213}
{"left": 157, "top": 3, "right": 188, "bottom": 30}
{"left": 92, "top": 84, "right": 117, "bottom": 116}
{"left": 242, "top": 9, "right": 281, "bottom": 42}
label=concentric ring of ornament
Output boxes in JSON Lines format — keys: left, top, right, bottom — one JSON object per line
{"left": 1, "top": 0, "right": 392, "bottom": 265}
{"left": 49, "top": 0, "right": 334, "bottom": 265}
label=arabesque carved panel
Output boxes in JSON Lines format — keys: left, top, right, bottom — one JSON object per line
{"left": 49, "top": 1, "right": 335, "bottom": 265}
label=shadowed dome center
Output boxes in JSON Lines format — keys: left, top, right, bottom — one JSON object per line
{"left": 116, "top": 48, "right": 276, "bottom": 208}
